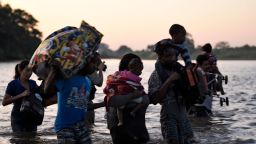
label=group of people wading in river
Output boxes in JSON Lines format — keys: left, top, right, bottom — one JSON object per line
{"left": 2, "top": 23, "right": 226, "bottom": 144}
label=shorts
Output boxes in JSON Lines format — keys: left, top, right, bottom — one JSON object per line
{"left": 56, "top": 121, "right": 92, "bottom": 144}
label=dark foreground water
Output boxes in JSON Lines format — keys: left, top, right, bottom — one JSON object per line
{"left": 0, "top": 60, "right": 255, "bottom": 144}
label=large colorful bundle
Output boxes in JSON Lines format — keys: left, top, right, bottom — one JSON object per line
{"left": 30, "top": 20, "right": 103, "bottom": 78}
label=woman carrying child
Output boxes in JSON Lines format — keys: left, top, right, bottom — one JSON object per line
{"left": 104, "top": 53, "right": 150, "bottom": 144}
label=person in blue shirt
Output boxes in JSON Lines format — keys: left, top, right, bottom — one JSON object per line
{"left": 43, "top": 58, "right": 97, "bottom": 144}
{"left": 2, "top": 60, "right": 38, "bottom": 132}
{"left": 54, "top": 75, "right": 92, "bottom": 144}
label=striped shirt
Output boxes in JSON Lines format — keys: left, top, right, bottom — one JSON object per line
{"left": 173, "top": 41, "right": 192, "bottom": 66}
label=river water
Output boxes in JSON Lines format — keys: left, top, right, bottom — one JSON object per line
{"left": 0, "top": 60, "right": 255, "bottom": 144}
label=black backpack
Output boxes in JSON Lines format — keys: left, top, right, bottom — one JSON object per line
{"left": 20, "top": 92, "right": 44, "bottom": 125}
{"left": 174, "top": 63, "right": 203, "bottom": 110}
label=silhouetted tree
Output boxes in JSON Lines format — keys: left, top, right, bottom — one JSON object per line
{"left": 98, "top": 43, "right": 117, "bottom": 58}
{"left": 214, "top": 41, "right": 230, "bottom": 49}
{"left": 146, "top": 44, "right": 155, "bottom": 52}
{"left": 116, "top": 45, "right": 133, "bottom": 57}
{"left": 0, "top": 3, "right": 42, "bottom": 61}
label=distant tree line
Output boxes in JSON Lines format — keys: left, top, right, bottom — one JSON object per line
{"left": 98, "top": 33, "right": 196, "bottom": 60}
{"left": 192, "top": 41, "right": 256, "bottom": 60}
{"left": 99, "top": 39, "right": 256, "bottom": 60}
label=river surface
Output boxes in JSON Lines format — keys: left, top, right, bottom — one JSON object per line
{"left": 0, "top": 60, "right": 255, "bottom": 144}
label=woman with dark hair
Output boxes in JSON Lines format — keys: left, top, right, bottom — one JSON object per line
{"left": 2, "top": 60, "right": 38, "bottom": 132}
{"left": 14, "top": 63, "right": 21, "bottom": 79}
{"left": 194, "top": 54, "right": 213, "bottom": 117}
{"left": 104, "top": 53, "right": 149, "bottom": 144}
{"left": 118, "top": 53, "right": 141, "bottom": 71}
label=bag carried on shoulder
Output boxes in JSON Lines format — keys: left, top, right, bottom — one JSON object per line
{"left": 20, "top": 93, "right": 44, "bottom": 125}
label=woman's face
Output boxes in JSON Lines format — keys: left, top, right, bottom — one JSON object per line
{"left": 159, "top": 48, "right": 177, "bottom": 66}
{"left": 20, "top": 66, "right": 32, "bottom": 80}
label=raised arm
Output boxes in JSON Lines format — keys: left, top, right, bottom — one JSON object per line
{"left": 94, "top": 61, "right": 105, "bottom": 87}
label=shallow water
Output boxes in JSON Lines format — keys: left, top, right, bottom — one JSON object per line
{"left": 0, "top": 60, "right": 255, "bottom": 144}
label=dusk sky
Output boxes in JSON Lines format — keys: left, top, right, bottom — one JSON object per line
{"left": 2, "top": 0, "right": 256, "bottom": 50}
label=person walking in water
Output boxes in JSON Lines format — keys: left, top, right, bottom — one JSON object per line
{"left": 201, "top": 43, "right": 225, "bottom": 95}
{"left": 104, "top": 53, "right": 150, "bottom": 144}
{"left": 86, "top": 52, "right": 106, "bottom": 125}
{"left": 42, "top": 57, "right": 98, "bottom": 144}
{"left": 104, "top": 58, "right": 147, "bottom": 126}
{"left": 148, "top": 40, "right": 194, "bottom": 144}
{"left": 2, "top": 60, "right": 39, "bottom": 132}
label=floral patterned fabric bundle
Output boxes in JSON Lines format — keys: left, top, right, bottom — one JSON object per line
{"left": 30, "top": 20, "right": 103, "bottom": 78}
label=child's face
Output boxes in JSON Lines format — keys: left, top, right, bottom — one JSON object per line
{"left": 172, "top": 32, "right": 186, "bottom": 44}
{"left": 128, "top": 58, "right": 143, "bottom": 76}
{"left": 130, "top": 63, "right": 143, "bottom": 76}
{"left": 201, "top": 61, "right": 210, "bottom": 72}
